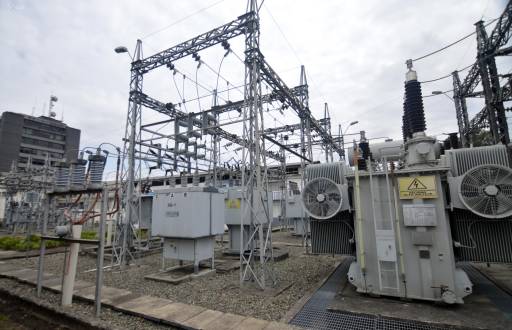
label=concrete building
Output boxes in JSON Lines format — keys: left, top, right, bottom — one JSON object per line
{"left": 0, "top": 112, "right": 80, "bottom": 172}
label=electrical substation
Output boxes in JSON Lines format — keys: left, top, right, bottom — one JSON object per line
{"left": 1, "top": 1, "right": 512, "bottom": 329}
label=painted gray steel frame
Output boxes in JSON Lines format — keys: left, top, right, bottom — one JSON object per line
{"left": 452, "top": 2, "right": 512, "bottom": 146}
{"left": 119, "top": 0, "right": 342, "bottom": 287}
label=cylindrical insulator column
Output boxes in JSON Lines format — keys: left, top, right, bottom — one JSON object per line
{"left": 54, "top": 161, "right": 70, "bottom": 192}
{"left": 404, "top": 80, "right": 426, "bottom": 134}
{"left": 70, "top": 158, "right": 87, "bottom": 191}
{"left": 88, "top": 154, "right": 106, "bottom": 189}
{"left": 402, "top": 60, "right": 426, "bottom": 139}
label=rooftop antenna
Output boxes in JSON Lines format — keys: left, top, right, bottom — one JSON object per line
{"left": 48, "top": 95, "right": 58, "bottom": 118}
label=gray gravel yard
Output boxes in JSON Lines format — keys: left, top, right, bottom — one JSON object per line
{"left": 0, "top": 277, "right": 175, "bottom": 330}
{"left": 3, "top": 231, "right": 341, "bottom": 322}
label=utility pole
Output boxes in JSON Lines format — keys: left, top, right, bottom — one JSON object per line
{"left": 240, "top": 0, "right": 275, "bottom": 289}
{"left": 118, "top": 39, "right": 143, "bottom": 268}
{"left": 452, "top": 71, "right": 471, "bottom": 147}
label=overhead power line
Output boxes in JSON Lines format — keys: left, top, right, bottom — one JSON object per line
{"left": 419, "top": 62, "right": 474, "bottom": 84}
{"left": 141, "top": 0, "right": 226, "bottom": 40}
{"left": 412, "top": 17, "right": 498, "bottom": 62}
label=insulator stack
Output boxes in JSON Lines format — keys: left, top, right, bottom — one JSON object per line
{"left": 359, "top": 141, "right": 372, "bottom": 161}
{"left": 402, "top": 60, "right": 426, "bottom": 141}
{"left": 402, "top": 79, "right": 426, "bottom": 140}
{"left": 70, "top": 158, "right": 87, "bottom": 190}
{"left": 402, "top": 114, "right": 409, "bottom": 141}
{"left": 449, "top": 132, "right": 459, "bottom": 149}
{"left": 87, "top": 154, "right": 106, "bottom": 189}
{"left": 54, "top": 161, "right": 70, "bottom": 192}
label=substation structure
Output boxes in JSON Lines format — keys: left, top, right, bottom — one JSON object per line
{"left": 451, "top": 1, "right": 512, "bottom": 147}
{"left": 117, "top": 0, "right": 342, "bottom": 289}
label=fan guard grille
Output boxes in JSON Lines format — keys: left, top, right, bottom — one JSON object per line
{"left": 302, "top": 177, "right": 342, "bottom": 219}
{"left": 459, "top": 164, "right": 512, "bottom": 219}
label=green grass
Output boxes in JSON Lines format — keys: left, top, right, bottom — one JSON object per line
{"left": 80, "top": 230, "right": 97, "bottom": 240}
{"left": 0, "top": 235, "right": 64, "bottom": 251}
{"left": 135, "top": 228, "right": 148, "bottom": 240}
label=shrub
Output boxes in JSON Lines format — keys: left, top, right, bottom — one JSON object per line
{"left": 80, "top": 230, "right": 97, "bottom": 240}
{"left": 0, "top": 234, "right": 64, "bottom": 251}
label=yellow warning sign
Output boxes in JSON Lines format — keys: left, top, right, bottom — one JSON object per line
{"left": 225, "top": 198, "right": 241, "bottom": 209}
{"left": 398, "top": 176, "right": 437, "bottom": 199}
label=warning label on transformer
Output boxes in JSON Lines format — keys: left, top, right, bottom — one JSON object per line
{"left": 398, "top": 176, "right": 437, "bottom": 199}
{"left": 225, "top": 199, "right": 241, "bottom": 209}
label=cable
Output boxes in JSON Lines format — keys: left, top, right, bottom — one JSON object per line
{"left": 195, "top": 66, "right": 202, "bottom": 112}
{"left": 419, "top": 63, "right": 475, "bottom": 84}
{"left": 262, "top": 3, "right": 328, "bottom": 102}
{"left": 412, "top": 17, "right": 498, "bottom": 62}
{"left": 141, "top": 0, "right": 227, "bottom": 39}
{"left": 172, "top": 71, "right": 188, "bottom": 112}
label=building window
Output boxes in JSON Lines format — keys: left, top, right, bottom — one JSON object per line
{"left": 24, "top": 119, "right": 66, "bottom": 134}
{"left": 21, "top": 137, "right": 65, "bottom": 150}
{"left": 19, "top": 146, "right": 63, "bottom": 159}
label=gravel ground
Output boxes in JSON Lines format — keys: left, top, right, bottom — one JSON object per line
{"left": 5, "top": 231, "right": 341, "bottom": 322}
{"left": 0, "top": 278, "right": 175, "bottom": 330}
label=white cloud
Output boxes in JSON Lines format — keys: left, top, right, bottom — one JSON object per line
{"left": 0, "top": 0, "right": 510, "bottom": 172}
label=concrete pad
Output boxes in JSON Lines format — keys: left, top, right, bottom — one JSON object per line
{"left": 0, "top": 268, "right": 37, "bottom": 279}
{"left": 0, "top": 262, "right": 20, "bottom": 274}
{"left": 237, "top": 317, "right": 270, "bottom": 330}
{"left": 19, "top": 271, "right": 55, "bottom": 284}
{"left": 107, "top": 292, "right": 141, "bottom": 307}
{"left": 116, "top": 295, "right": 173, "bottom": 321}
{"left": 183, "top": 309, "right": 224, "bottom": 329}
{"left": 145, "top": 267, "right": 215, "bottom": 285}
{"left": 214, "top": 259, "right": 240, "bottom": 273}
{"left": 49, "top": 279, "right": 94, "bottom": 293}
{"left": 202, "top": 313, "right": 246, "bottom": 330}
{"left": 75, "top": 285, "right": 132, "bottom": 305}
{"left": 0, "top": 251, "right": 18, "bottom": 259}
{"left": 150, "top": 302, "right": 205, "bottom": 324}
{"left": 328, "top": 284, "right": 512, "bottom": 330}
{"left": 41, "top": 276, "right": 63, "bottom": 289}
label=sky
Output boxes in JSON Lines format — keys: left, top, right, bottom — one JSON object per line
{"left": 1, "top": 0, "right": 511, "bottom": 177}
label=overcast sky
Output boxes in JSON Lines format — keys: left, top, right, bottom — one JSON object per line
{"left": 1, "top": 0, "right": 510, "bottom": 175}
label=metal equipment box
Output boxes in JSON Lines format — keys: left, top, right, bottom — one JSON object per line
{"left": 224, "top": 188, "right": 273, "bottom": 225}
{"left": 151, "top": 186, "right": 224, "bottom": 238}
{"left": 163, "top": 237, "right": 214, "bottom": 262}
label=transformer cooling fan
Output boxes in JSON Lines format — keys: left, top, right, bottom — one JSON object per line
{"left": 459, "top": 164, "right": 512, "bottom": 219}
{"left": 301, "top": 177, "right": 343, "bottom": 219}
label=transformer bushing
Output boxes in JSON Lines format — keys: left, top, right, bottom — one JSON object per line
{"left": 403, "top": 80, "right": 426, "bottom": 133}
{"left": 87, "top": 154, "right": 106, "bottom": 189}
{"left": 70, "top": 158, "right": 87, "bottom": 191}
{"left": 402, "top": 61, "right": 426, "bottom": 141}
{"left": 54, "top": 161, "right": 70, "bottom": 192}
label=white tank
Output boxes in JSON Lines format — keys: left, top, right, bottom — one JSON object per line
{"left": 348, "top": 139, "right": 403, "bottom": 166}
